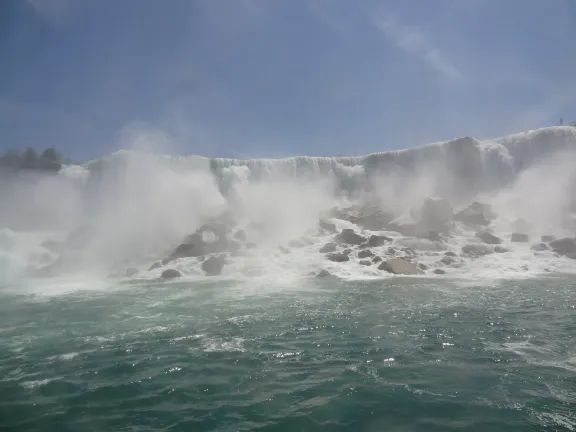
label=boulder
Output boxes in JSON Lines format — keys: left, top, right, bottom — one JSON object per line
{"left": 378, "top": 258, "right": 424, "bottom": 275}
{"left": 318, "top": 219, "right": 337, "bottom": 234}
{"left": 549, "top": 238, "right": 576, "bottom": 257}
{"left": 367, "top": 235, "right": 391, "bottom": 247}
{"left": 319, "top": 242, "right": 338, "bottom": 253}
{"left": 372, "top": 256, "right": 382, "bottom": 264}
{"left": 476, "top": 231, "right": 502, "bottom": 245}
{"left": 359, "top": 260, "right": 372, "bottom": 266}
{"left": 541, "top": 235, "right": 556, "bottom": 243}
{"left": 419, "top": 197, "right": 454, "bottom": 233}
{"left": 433, "top": 269, "right": 446, "bottom": 275}
{"left": 316, "top": 269, "right": 335, "bottom": 278}
{"left": 388, "top": 215, "right": 419, "bottom": 237}
{"left": 202, "top": 255, "right": 227, "bottom": 276}
{"left": 531, "top": 243, "right": 548, "bottom": 252}
{"left": 462, "top": 244, "right": 493, "bottom": 257}
{"left": 494, "top": 246, "right": 510, "bottom": 253}
{"left": 454, "top": 202, "right": 492, "bottom": 226}
{"left": 326, "top": 252, "right": 350, "bottom": 263}
{"left": 444, "top": 251, "right": 457, "bottom": 257}
{"left": 149, "top": 262, "right": 162, "bottom": 271}
{"left": 418, "top": 263, "right": 428, "bottom": 271}
{"left": 511, "top": 233, "right": 530, "bottom": 243}
{"left": 440, "top": 256, "right": 456, "bottom": 265}
{"left": 335, "top": 229, "right": 366, "bottom": 246}
{"left": 358, "top": 249, "right": 375, "bottom": 259}
{"left": 161, "top": 269, "right": 182, "bottom": 279}
{"left": 125, "top": 268, "right": 138, "bottom": 277}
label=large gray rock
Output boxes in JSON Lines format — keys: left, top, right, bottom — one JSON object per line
{"left": 419, "top": 197, "right": 454, "bottom": 233}
{"left": 549, "top": 238, "right": 576, "bottom": 257}
{"left": 335, "top": 229, "right": 366, "bottom": 246}
{"left": 161, "top": 269, "right": 182, "bottom": 279}
{"left": 367, "top": 235, "right": 392, "bottom": 247}
{"left": 476, "top": 231, "right": 502, "bottom": 245}
{"left": 356, "top": 207, "right": 394, "bottom": 231}
{"left": 359, "top": 260, "right": 372, "bottom": 266}
{"left": 541, "top": 235, "right": 556, "bottom": 243}
{"left": 202, "top": 255, "right": 227, "bottom": 276}
{"left": 319, "top": 242, "right": 337, "bottom": 253}
{"left": 531, "top": 243, "right": 548, "bottom": 252}
{"left": 358, "top": 249, "right": 375, "bottom": 259}
{"left": 318, "top": 219, "right": 337, "bottom": 234}
{"left": 316, "top": 269, "right": 336, "bottom": 278}
{"left": 511, "top": 233, "right": 530, "bottom": 243}
{"left": 326, "top": 252, "right": 350, "bottom": 262}
{"left": 462, "top": 244, "right": 493, "bottom": 257}
{"left": 454, "top": 202, "right": 492, "bottom": 226}
{"left": 377, "top": 258, "right": 424, "bottom": 275}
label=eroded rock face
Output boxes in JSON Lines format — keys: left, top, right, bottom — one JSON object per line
{"left": 377, "top": 258, "right": 424, "bottom": 275}
{"left": 335, "top": 229, "right": 366, "bottom": 246}
{"left": 476, "top": 231, "right": 502, "bottom": 245}
{"left": 161, "top": 269, "right": 181, "bottom": 279}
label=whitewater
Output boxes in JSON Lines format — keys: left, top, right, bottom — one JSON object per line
{"left": 1, "top": 126, "right": 576, "bottom": 431}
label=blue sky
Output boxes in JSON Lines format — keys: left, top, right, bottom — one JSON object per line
{"left": 1, "top": 0, "right": 575, "bottom": 160}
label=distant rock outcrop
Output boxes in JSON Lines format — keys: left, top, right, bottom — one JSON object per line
{"left": 335, "top": 229, "right": 366, "bottom": 246}
{"left": 549, "top": 238, "right": 576, "bottom": 257}
{"left": 511, "top": 233, "right": 530, "bottom": 243}
{"left": 202, "top": 255, "right": 227, "bottom": 276}
{"left": 377, "top": 258, "right": 424, "bottom": 275}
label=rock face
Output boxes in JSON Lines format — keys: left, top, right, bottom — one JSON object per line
{"left": 319, "top": 242, "right": 337, "bottom": 253}
{"left": 358, "top": 249, "right": 374, "bottom": 259}
{"left": 161, "top": 269, "right": 181, "bottom": 279}
{"left": 327, "top": 252, "right": 350, "bottom": 262}
{"left": 476, "top": 231, "right": 502, "bottom": 245}
{"left": 462, "top": 244, "right": 493, "bottom": 257}
{"left": 335, "top": 229, "right": 366, "bottom": 246}
{"left": 511, "top": 233, "right": 530, "bottom": 243}
{"left": 202, "top": 255, "right": 227, "bottom": 276}
{"left": 454, "top": 202, "right": 492, "bottom": 226}
{"left": 549, "top": 238, "right": 576, "bottom": 257}
{"left": 419, "top": 197, "right": 454, "bottom": 233}
{"left": 368, "top": 235, "right": 391, "bottom": 247}
{"left": 377, "top": 258, "right": 424, "bottom": 275}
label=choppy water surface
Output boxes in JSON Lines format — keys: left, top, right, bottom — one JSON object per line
{"left": 1, "top": 276, "right": 575, "bottom": 431}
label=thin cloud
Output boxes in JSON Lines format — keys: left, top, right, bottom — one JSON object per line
{"left": 374, "top": 14, "right": 464, "bottom": 82}
{"left": 26, "top": 0, "right": 73, "bottom": 26}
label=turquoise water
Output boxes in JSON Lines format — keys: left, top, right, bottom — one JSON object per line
{"left": 1, "top": 276, "right": 575, "bottom": 431}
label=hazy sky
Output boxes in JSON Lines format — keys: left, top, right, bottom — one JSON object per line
{"left": 1, "top": 0, "right": 575, "bottom": 160}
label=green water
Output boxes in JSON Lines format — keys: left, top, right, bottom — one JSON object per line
{"left": 1, "top": 277, "right": 575, "bottom": 431}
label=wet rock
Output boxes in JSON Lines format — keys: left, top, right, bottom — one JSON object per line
{"left": 541, "top": 235, "right": 556, "bottom": 243}
{"left": 494, "top": 246, "right": 510, "bottom": 253}
{"left": 531, "top": 243, "right": 548, "bottom": 252}
{"left": 454, "top": 202, "right": 492, "bottom": 226}
{"left": 316, "top": 269, "right": 335, "bottom": 278}
{"left": 326, "top": 252, "right": 350, "bottom": 262}
{"left": 444, "top": 251, "right": 457, "bottom": 257}
{"left": 462, "top": 244, "right": 493, "bottom": 257}
{"left": 359, "top": 260, "right": 372, "bottom": 266}
{"left": 433, "top": 269, "right": 446, "bottom": 275}
{"left": 319, "top": 242, "right": 338, "bottom": 253}
{"left": 335, "top": 229, "right": 366, "bottom": 246}
{"left": 418, "top": 263, "right": 428, "bottom": 271}
{"left": 511, "top": 233, "right": 529, "bottom": 243}
{"left": 549, "top": 238, "right": 576, "bottom": 257}
{"left": 441, "top": 256, "right": 456, "bottom": 265}
{"left": 161, "top": 269, "right": 182, "bottom": 279}
{"left": 358, "top": 249, "right": 375, "bottom": 259}
{"left": 202, "top": 255, "right": 227, "bottom": 276}
{"left": 125, "top": 268, "right": 138, "bottom": 277}
{"left": 149, "top": 262, "right": 162, "bottom": 271}
{"left": 476, "top": 231, "right": 502, "bottom": 245}
{"left": 319, "top": 219, "right": 337, "bottom": 234}
{"left": 367, "top": 235, "right": 392, "bottom": 247}
{"left": 419, "top": 197, "right": 454, "bottom": 233}
{"left": 378, "top": 258, "right": 424, "bottom": 275}
{"left": 372, "top": 256, "right": 382, "bottom": 264}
